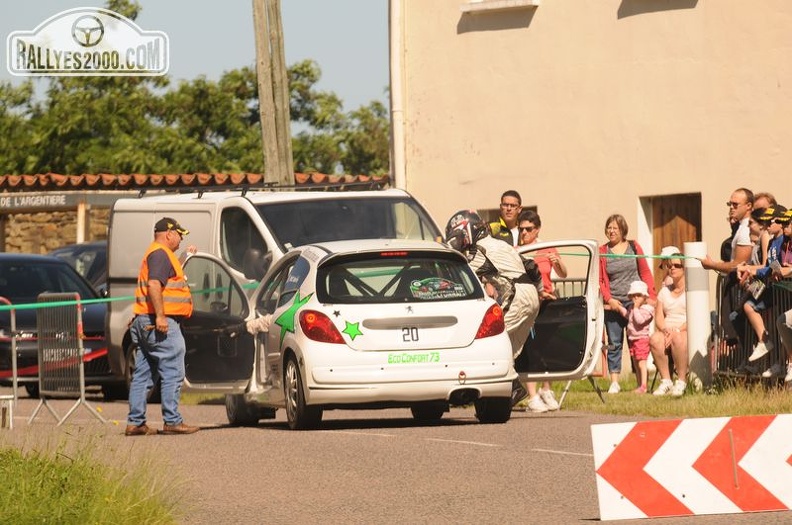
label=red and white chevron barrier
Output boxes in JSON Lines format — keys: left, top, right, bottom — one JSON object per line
{"left": 592, "top": 415, "right": 792, "bottom": 520}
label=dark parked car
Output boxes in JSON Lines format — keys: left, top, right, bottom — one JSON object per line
{"left": 0, "top": 254, "right": 116, "bottom": 398}
{"left": 50, "top": 240, "right": 107, "bottom": 292}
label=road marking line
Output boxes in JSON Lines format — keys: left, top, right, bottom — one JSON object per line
{"left": 426, "top": 438, "right": 500, "bottom": 447}
{"left": 321, "top": 430, "right": 395, "bottom": 438}
{"left": 532, "top": 448, "right": 593, "bottom": 457}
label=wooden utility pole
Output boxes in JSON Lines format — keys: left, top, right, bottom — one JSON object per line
{"left": 253, "top": 0, "right": 294, "bottom": 186}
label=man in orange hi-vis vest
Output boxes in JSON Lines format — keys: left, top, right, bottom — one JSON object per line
{"left": 126, "top": 217, "right": 199, "bottom": 436}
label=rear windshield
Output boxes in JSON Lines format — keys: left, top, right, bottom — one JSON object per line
{"left": 316, "top": 252, "right": 483, "bottom": 304}
{"left": 256, "top": 197, "right": 441, "bottom": 251}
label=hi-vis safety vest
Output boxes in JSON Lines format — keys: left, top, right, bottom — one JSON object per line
{"left": 488, "top": 217, "right": 515, "bottom": 246}
{"left": 133, "top": 242, "right": 193, "bottom": 317}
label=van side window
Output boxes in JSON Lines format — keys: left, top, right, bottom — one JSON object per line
{"left": 220, "top": 208, "right": 268, "bottom": 273}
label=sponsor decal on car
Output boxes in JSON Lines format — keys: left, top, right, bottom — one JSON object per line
{"left": 387, "top": 351, "right": 440, "bottom": 364}
{"left": 409, "top": 278, "right": 468, "bottom": 300}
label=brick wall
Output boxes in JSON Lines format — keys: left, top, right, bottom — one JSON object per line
{"left": 3, "top": 209, "right": 110, "bottom": 253}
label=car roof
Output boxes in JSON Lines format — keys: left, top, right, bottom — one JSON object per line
{"left": 0, "top": 253, "right": 72, "bottom": 264}
{"left": 299, "top": 238, "right": 455, "bottom": 260}
{"left": 117, "top": 188, "right": 413, "bottom": 206}
{"left": 50, "top": 240, "right": 107, "bottom": 253}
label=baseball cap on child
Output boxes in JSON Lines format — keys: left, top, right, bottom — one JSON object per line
{"left": 760, "top": 206, "right": 788, "bottom": 221}
{"left": 627, "top": 280, "right": 649, "bottom": 297}
{"left": 659, "top": 246, "right": 681, "bottom": 258}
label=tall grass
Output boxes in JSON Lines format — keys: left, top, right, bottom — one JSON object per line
{"left": 562, "top": 377, "right": 792, "bottom": 418}
{"left": 0, "top": 432, "right": 186, "bottom": 524}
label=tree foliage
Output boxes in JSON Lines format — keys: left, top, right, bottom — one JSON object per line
{"left": 0, "top": 1, "right": 390, "bottom": 176}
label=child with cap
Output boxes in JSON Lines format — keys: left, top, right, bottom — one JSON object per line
{"left": 737, "top": 205, "right": 788, "bottom": 365}
{"left": 624, "top": 280, "right": 655, "bottom": 393}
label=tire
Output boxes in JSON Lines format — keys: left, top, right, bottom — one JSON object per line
{"left": 225, "top": 394, "right": 262, "bottom": 426}
{"left": 24, "top": 383, "right": 40, "bottom": 399}
{"left": 410, "top": 402, "right": 447, "bottom": 422}
{"left": 284, "top": 357, "right": 322, "bottom": 430}
{"left": 474, "top": 397, "right": 512, "bottom": 424}
{"left": 125, "top": 343, "right": 161, "bottom": 403}
{"left": 102, "top": 383, "right": 128, "bottom": 401}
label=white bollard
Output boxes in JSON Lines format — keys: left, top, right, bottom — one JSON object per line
{"left": 684, "top": 242, "right": 711, "bottom": 391}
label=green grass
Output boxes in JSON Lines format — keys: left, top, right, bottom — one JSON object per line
{"left": 181, "top": 392, "right": 225, "bottom": 405}
{"left": 0, "top": 434, "right": 185, "bottom": 525}
{"left": 562, "top": 376, "right": 792, "bottom": 418}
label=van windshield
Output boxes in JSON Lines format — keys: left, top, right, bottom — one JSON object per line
{"left": 255, "top": 197, "right": 441, "bottom": 250}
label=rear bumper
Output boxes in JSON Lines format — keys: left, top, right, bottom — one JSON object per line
{"left": 306, "top": 380, "right": 514, "bottom": 406}
{"left": 306, "top": 359, "right": 515, "bottom": 405}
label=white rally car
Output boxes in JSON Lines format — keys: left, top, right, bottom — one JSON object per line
{"left": 178, "top": 238, "right": 602, "bottom": 430}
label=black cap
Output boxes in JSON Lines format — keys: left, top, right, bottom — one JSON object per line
{"left": 154, "top": 217, "right": 189, "bottom": 236}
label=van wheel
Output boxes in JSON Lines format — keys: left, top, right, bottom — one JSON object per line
{"left": 24, "top": 383, "right": 39, "bottom": 399}
{"left": 225, "top": 394, "right": 261, "bottom": 426}
{"left": 102, "top": 383, "right": 128, "bottom": 401}
{"left": 284, "top": 357, "right": 322, "bottom": 430}
{"left": 125, "top": 343, "right": 161, "bottom": 403}
{"left": 474, "top": 397, "right": 512, "bottom": 424}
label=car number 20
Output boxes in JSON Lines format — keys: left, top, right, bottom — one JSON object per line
{"left": 402, "top": 326, "right": 419, "bottom": 342}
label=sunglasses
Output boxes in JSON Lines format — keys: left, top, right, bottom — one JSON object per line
{"left": 663, "top": 263, "right": 684, "bottom": 270}
{"left": 519, "top": 226, "right": 535, "bottom": 233}
{"left": 726, "top": 201, "right": 744, "bottom": 208}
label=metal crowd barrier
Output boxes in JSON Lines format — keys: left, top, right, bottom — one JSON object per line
{"left": 0, "top": 297, "right": 18, "bottom": 429}
{"left": 711, "top": 274, "right": 792, "bottom": 381}
{"left": 28, "top": 293, "right": 106, "bottom": 426}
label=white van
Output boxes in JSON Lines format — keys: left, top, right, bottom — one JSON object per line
{"left": 104, "top": 187, "right": 442, "bottom": 398}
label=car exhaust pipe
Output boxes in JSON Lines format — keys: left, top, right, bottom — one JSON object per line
{"left": 449, "top": 388, "right": 480, "bottom": 406}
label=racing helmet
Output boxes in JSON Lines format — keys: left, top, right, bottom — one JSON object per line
{"left": 445, "top": 209, "right": 488, "bottom": 252}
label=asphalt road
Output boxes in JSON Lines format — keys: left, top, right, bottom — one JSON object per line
{"left": 0, "top": 391, "right": 788, "bottom": 524}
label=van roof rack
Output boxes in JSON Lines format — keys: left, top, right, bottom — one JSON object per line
{"left": 135, "top": 179, "right": 388, "bottom": 199}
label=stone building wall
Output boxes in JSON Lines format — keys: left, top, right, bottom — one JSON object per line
{"left": 3, "top": 208, "right": 111, "bottom": 253}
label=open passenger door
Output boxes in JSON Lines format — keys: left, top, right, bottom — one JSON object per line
{"left": 180, "top": 254, "right": 254, "bottom": 393}
{"left": 515, "top": 240, "right": 603, "bottom": 381}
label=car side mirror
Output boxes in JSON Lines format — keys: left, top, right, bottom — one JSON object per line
{"left": 243, "top": 249, "right": 272, "bottom": 281}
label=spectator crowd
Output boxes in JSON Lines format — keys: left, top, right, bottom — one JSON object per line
{"left": 451, "top": 187, "right": 792, "bottom": 412}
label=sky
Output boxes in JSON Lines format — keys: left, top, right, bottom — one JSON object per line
{"left": 0, "top": 0, "right": 390, "bottom": 112}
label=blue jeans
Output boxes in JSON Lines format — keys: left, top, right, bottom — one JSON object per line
{"left": 605, "top": 309, "right": 629, "bottom": 374}
{"left": 127, "top": 315, "right": 186, "bottom": 426}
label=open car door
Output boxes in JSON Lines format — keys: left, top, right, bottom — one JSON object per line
{"left": 515, "top": 240, "right": 603, "bottom": 381}
{"left": 180, "top": 253, "right": 254, "bottom": 394}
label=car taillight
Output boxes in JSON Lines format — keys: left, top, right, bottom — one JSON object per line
{"left": 299, "top": 310, "right": 345, "bottom": 344}
{"left": 475, "top": 304, "right": 505, "bottom": 339}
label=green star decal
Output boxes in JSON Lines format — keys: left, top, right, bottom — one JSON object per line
{"left": 342, "top": 320, "right": 363, "bottom": 340}
{"left": 274, "top": 291, "right": 313, "bottom": 346}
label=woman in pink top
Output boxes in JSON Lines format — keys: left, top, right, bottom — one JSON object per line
{"left": 649, "top": 250, "right": 688, "bottom": 397}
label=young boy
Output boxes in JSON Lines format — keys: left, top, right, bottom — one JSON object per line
{"left": 624, "top": 280, "right": 655, "bottom": 393}
{"left": 738, "top": 205, "right": 787, "bottom": 363}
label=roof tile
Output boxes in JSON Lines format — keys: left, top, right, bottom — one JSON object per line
{"left": 0, "top": 172, "right": 390, "bottom": 191}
